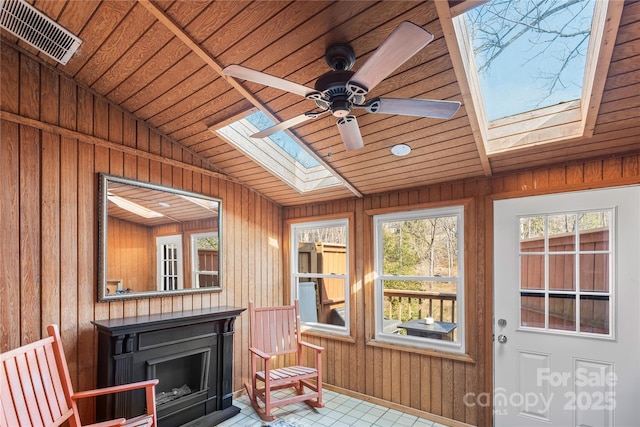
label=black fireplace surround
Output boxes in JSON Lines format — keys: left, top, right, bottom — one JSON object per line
{"left": 92, "top": 306, "right": 245, "bottom": 427}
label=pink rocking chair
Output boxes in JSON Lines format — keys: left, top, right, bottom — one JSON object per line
{"left": 244, "top": 301, "right": 324, "bottom": 421}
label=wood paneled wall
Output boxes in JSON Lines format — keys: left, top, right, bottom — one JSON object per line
{"left": 284, "top": 183, "right": 489, "bottom": 426}
{"left": 2, "top": 40, "right": 639, "bottom": 427}
{"left": 107, "top": 217, "right": 153, "bottom": 293}
{"left": 283, "top": 155, "right": 640, "bottom": 426}
{"left": 0, "top": 42, "right": 283, "bottom": 422}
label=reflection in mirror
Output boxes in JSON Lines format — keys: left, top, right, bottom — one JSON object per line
{"left": 98, "top": 174, "right": 222, "bottom": 301}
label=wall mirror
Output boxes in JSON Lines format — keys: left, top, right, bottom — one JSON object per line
{"left": 98, "top": 173, "right": 222, "bottom": 301}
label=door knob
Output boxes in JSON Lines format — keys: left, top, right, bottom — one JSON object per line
{"left": 497, "top": 334, "right": 508, "bottom": 344}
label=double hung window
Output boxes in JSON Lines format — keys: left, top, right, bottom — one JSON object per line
{"left": 191, "top": 232, "right": 219, "bottom": 288}
{"left": 290, "top": 218, "right": 350, "bottom": 335}
{"left": 373, "top": 206, "right": 464, "bottom": 352}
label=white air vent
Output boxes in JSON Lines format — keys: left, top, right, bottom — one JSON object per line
{"left": 0, "top": 0, "right": 81, "bottom": 65}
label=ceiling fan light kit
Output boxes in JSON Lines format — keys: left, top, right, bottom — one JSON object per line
{"left": 222, "top": 21, "right": 461, "bottom": 152}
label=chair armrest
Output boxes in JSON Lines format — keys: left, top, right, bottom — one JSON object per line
{"left": 299, "top": 340, "right": 324, "bottom": 352}
{"left": 81, "top": 419, "right": 127, "bottom": 427}
{"left": 72, "top": 379, "right": 159, "bottom": 400}
{"left": 249, "top": 346, "right": 270, "bottom": 360}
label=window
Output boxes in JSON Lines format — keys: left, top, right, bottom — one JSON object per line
{"left": 290, "top": 218, "right": 350, "bottom": 335}
{"left": 374, "top": 207, "right": 464, "bottom": 352}
{"left": 519, "top": 210, "right": 612, "bottom": 336}
{"left": 442, "top": 0, "right": 620, "bottom": 154}
{"left": 213, "top": 110, "right": 356, "bottom": 194}
{"left": 157, "top": 235, "right": 183, "bottom": 291}
{"left": 465, "top": 0, "right": 595, "bottom": 121}
{"left": 191, "top": 232, "right": 219, "bottom": 289}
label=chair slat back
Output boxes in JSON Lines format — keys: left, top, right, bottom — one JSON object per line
{"left": 249, "top": 302, "right": 300, "bottom": 356}
{"left": 1, "top": 336, "right": 74, "bottom": 427}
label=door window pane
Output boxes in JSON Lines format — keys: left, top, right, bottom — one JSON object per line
{"left": 579, "top": 211, "right": 610, "bottom": 250}
{"left": 580, "top": 296, "right": 610, "bottom": 334}
{"left": 520, "top": 255, "right": 544, "bottom": 289}
{"left": 549, "top": 214, "right": 576, "bottom": 251}
{"left": 548, "top": 294, "right": 576, "bottom": 332}
{"left": 520, "top": 294, "right": 545, "bottom": 328}
{"left": 520, "top": 216, "right": 545, "bottom": 246}
{"left": 548, "top": 254, "right": 575, "bottom": 291}
{"left": 580, "top": 253, "right": 609, "bottom": 292}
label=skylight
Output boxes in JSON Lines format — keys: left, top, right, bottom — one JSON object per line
{"left": 465, "top": 0, "right": 595, "bottom": 121}
{"left": 108, "top": 193, "right": 163, "bottom": 218}
{"left": 213, "top": 110, "right": 343, "bottom": 194}
{"left": 244, "top": 112, "right": 320, "bottom": 169}
{"left": 439, "top": 0, "right": 621, "bottom": 156}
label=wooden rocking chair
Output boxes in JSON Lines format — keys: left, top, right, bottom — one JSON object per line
{"left": 1, "top": 324, "right": 158, "bottom": 427}
{"left": 245, "top": 301, "right": 324, "bottom": 421}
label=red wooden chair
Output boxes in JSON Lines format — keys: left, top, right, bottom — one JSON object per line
{"left": 1, "top": 324, "right": 158, "bottom": 427}
{"left": 245, "top": 301, "right": 324, "bottom": 421}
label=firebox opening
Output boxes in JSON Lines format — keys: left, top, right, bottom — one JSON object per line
{"left": 147, "top": 348, "right": 211, "bottom": 406}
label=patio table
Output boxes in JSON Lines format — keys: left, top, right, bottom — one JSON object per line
{"left": 397, "top": 319, "right": 456, "bottom": 341}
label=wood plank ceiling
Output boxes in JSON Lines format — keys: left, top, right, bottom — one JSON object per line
{"left": 2, "top": 0, "right": 639, "bottom": 206}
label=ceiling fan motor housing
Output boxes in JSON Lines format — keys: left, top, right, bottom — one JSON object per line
{"left": 311, "top": 70, "right": 368, "bottom": 117}
{"left": 313, "top": 71, "right": 356, "bottom": 117}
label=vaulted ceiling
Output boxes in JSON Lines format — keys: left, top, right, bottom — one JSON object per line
{"left": 2, "top": 0, "right": 639, "bottom": 206}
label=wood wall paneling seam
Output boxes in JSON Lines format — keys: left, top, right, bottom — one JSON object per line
{"left": 0, "top": 109, "right": 240, "bottom": 185}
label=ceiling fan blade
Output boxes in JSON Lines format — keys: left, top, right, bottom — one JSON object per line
{"left": 222, "top": 64, "right": 314, "bottom": 98}
{"left": 336, "top": 115, "right": 364, "bottom": 151}
{"left": 365, "top": 98, "right": 461, "bottom": 119}
{"left": 251, "top": 111, "right": 325, "bottom": 139}
{"left": 347, "top": 21, "right": 434, "bottom": 95}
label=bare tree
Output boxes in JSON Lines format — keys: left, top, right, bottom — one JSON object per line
{"left": 297, "top": 226, "right": 346, "bottom": 245}
{"left": 466, "top": 0, "right": 592, "bottom": 103}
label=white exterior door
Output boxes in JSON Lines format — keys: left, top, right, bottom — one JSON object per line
{"left": 493, "top": 186, "right": 639, "bottom": 426}
{"left": 156, "top": 234, "right": 183, "bottom": 291}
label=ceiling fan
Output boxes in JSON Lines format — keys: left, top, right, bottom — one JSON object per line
{"left": 222, "top": 21, "right": 461, "bottom": 151}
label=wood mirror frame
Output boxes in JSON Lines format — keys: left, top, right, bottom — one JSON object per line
{"left": 98, "top": 173, "right": 222, "bottom": 302}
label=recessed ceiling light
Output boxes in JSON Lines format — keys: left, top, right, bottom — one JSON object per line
{"left": 391, "top": 144, "right": 411, "bottom": 156}
{"left": 158, "top": 201, "right": 170, "bottom": 207}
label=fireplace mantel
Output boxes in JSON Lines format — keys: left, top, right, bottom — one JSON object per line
{"left": 93, "top": 306, "right": 245, "bottom": 427}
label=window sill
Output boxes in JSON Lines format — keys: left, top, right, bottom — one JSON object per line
{"left": 366, "top": 337, "right": 475, "bottom": 363}
{"left": 301, "top": 328, "right": 356, "bottom": 344}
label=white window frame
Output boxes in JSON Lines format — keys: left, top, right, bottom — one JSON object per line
{"left": 191, "top": 231, "right": 219, "bottom": 289}
{"left": 517, "top": 209, "right": 614, "bottom": 338}
{"left": 438, "top": 1, "right": 621, "bottom": 155}
{"left": 290, "top": 218, "right": 350, "bottom": 336}
{"left": 157, "top": 234, "right": 183, "bottom": 291}
{"left": 373, "top": 206, "right": 465, "bottom": 353}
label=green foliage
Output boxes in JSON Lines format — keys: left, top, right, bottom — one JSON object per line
{"left": 382, "top": 227, "right": 420, "bottom": 277}
{"left": 197, "top": 237, "right": 218, "bottom": 250}
{"left": 382, "top": 216, "right": 458, "bottom": 278}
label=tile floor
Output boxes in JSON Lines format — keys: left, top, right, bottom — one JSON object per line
{"left": 217, "top": 388, "right": 450, "bottom": 427}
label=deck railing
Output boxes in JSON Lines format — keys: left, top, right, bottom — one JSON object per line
{"left": 383, "top": 289, "right": 457, "bottom": 323}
